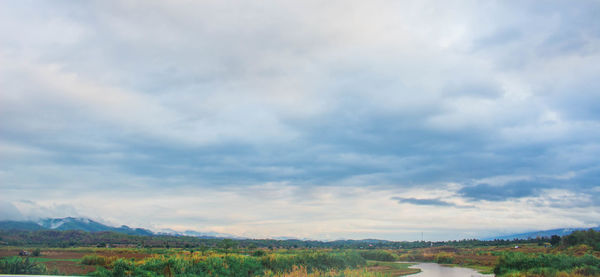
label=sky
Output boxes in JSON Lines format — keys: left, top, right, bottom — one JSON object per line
{"left": 1, "top": 0, "right": 600, "bottom": 241}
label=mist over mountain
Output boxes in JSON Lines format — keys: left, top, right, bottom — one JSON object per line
{"left": 0, "top": 217, "right": 153, "bottom": 236}
{"left": 0, "top": 217, "right": 252, "bottom": 239}
{"left": 484, "top": 226, "right": 600, "bottom": 241}
{"left": 156, "top": 229, "right": 241, "bottom": 239}
{"left": 0, "top": 220, "right": 45, "bottom": 231}
{"left": 3, "top": 217, "right": 598, "bottom": 243}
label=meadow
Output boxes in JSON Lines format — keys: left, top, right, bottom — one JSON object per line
{"left": 394, "top": 230, "right": 600, "bottom": 277}
{"left": 0, "top": 247, "right": 410, "bottom": 276}
{"left": 1, "top": 229, "right": 599, "bottom": 276}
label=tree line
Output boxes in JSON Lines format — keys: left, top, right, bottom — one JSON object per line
{"left": 0, "top": 229, "right": 559, "bottom": 249}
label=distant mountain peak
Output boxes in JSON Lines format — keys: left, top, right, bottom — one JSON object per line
{"left": 156, "top": 228, "right": 244, "bottom": 239}
{"left": 1, "top": 217, "right": 238, "bottom": 239}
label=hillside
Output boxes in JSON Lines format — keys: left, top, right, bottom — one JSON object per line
{"left": 0, "top": 221, "right": 45, "bottom": 231}
{"left": 0, "top": 217, "right": 153, "bottom": 236}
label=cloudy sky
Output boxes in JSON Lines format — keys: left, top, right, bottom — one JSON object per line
{"left": 1, "top": 0, "right": 600, "bottom": 241}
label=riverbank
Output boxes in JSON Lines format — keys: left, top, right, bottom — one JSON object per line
{"left": 405, "top": 262, "right": 494, "bottom": 277}
{"left": 441, "top": 263, "right": 494, "bottom": 274}
{"left": 366, "top": 261, "right": 421, "bottom": 276}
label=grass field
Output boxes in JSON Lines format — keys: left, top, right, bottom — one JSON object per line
{"left": 1, "top": 243, "right": 599, "bottom": 276}
{"left": 365, "top": 261, "right": 420, "bottom": 276}
{"left": 395, "top": 243, "right": 600, "bottom": 276}
{"left": 0, "top": 247, "right": 423, "bottom": 276}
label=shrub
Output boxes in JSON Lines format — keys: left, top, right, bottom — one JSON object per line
{"left": 252, "top": 250, "right": 267, "bottom": 257}
{"left": 111, "top": 258, "right": 135, "bottom": 277}
{"left": 87, "top": 251, "right": 367, "bottom": 277}
{"left": 358, "top": 250, "right": 398, "bottom": 261}
{"left": 433, "top": 252, "right": 455, "bottom": 264}
{"left": 0, "top": 257, "right": 47, "bottom": 274}
{"left": 494, "top": 252, "right": 600, "bottom": 276}
{"left": 82, "top": 254, "right": 107, "bottom": 266}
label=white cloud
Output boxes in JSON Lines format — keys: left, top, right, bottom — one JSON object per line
{"left": 1, "top": 0, "right": 599, "bottom": 240}
{"left": 3, "top": 182, "right": 598, "bottom": 240}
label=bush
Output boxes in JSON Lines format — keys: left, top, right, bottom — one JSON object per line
{"left": 111, "top": 259, "right": 135, "bottom": 277}
{"left": 433, "top": 252, "right": 455, "bottom": 264}
{"left": 32, "top": 248, "right": 41, "bottom": 257}
{"left": 359, "top": 250, "right": 398, "bottom": 261}
{"left": 494, "top": 252, "right": 600, "bottom": 276}
{"left": 82, "top": 254, "right": 107, "bottom": 266}
{"left": 0, "top": 257, "right": 47, "bottom": 274}
{"left": 88, "top": 251, "right": 367, "bottom": 277}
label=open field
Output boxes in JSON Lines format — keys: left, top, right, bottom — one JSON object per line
{"left": 394, "top": 242, "right": 600, "bottom": 276}
{"left": 0, "top": 247, "right": 155, "bottom": 275}
{"left": 1, "top": 230, "right": 599, "bottom": 276}
{"left": 0, "top": 247, "right": 374, "bottom": 276}
{"left": 1, "top": 245, "right": 598, "bottom": 276}
{"left": 0, "top": 247, "right": 422, "bottom": 276}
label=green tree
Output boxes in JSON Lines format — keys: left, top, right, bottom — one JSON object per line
{"left": 198, "top": 244, "right": 209, "bottom": 255}
{"left": 550, "top": 235, "right": 561, "bottom": 246}
{"left": 217, "top": 239, "right": 237, "bottom": 256}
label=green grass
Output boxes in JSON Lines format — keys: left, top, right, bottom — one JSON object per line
{"left": 465, "top": 264, "right": 494, "bottom": 274}
{"left": 366, "top": 260, "right": 421, "bottom": 276}
{"left": 443, "top": 263, "right": 494, "bottom": 274}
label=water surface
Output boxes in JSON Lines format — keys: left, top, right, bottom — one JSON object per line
{"left": 404, "top": 262, "right": 494, "bottom": 277}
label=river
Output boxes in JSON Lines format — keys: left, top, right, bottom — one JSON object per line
{"left": 402, "top": 262, "right": 495, "bottom": 277}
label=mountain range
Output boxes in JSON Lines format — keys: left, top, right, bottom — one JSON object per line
{"left": 483, "top": 226, "right": 600, "bottom": 240}
{"left": 0, "top": 217, "right": 244, "bottom": 238}
{"left": 0, "top": 217, "right": 154, "bottom": 236}
{"left": 156, "top": 228, "right": 243, "bottom": 239}
{"left": 2, "top": 217, "right": 598, "bottom": 241}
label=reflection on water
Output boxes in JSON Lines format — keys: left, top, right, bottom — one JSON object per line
{"left": 405, "top": 262, "right": 495, "bottom": 277}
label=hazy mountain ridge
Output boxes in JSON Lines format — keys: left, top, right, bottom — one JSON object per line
{"left": 0, "top": 220, "right": 46, "bottom": 231}
{"left": 0, "top": 218, "right": 382, "bottom": 242}
{"left": 156, "top": 228, "right": 242, "bottom": 239}
{"left": 0, "top": 218, "right": 242, "bottom": 239}
{"left": 0, "top": 217, "right": 153, "bottom": 236}
{"left": 484, "top": 226, "right": 600, "bottom": 240}
{"left": 3, "top": 217, "right": 598, "bottom": 242}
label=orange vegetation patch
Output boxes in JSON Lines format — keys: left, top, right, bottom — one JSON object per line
{"left": 40, "top": 250, "right": 89, "bottom": 259}
{"left": 1, "top": 248, "right": 153, "bottom": 275}
{"left": 97, "top": 251, "right": 151, "bottom": 260}
{"left": 0, "top": 249, "right": 20, "bottom": 258}
{"left": 43, "top": 260, "right": 97, "bottom": 275}
{"left": 425, "top": 246, "right": 460, "bottom": 253}
{"left": 0, "top": 248, "right": 153, "bottom": 260}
